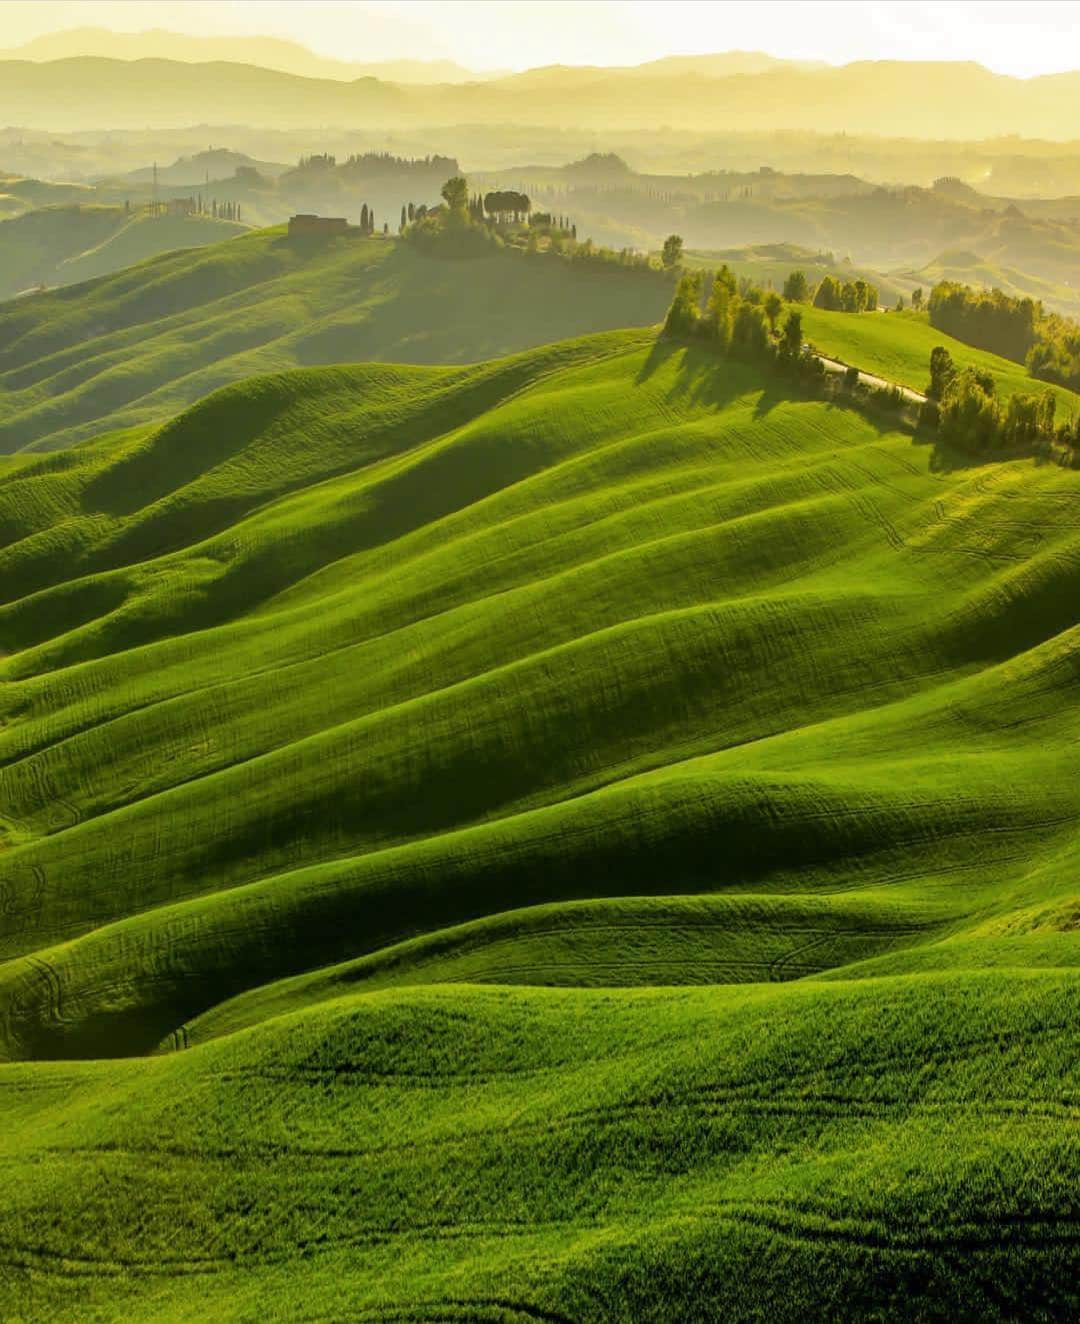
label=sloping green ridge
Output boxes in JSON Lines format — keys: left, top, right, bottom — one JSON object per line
{"left": 801, "top": 304, "right": 1080, "bottom": 415}
{"left": 0, "top": 228, "right": 674, "bottom": 452}
{"left": 2, "top": 976, "right": 1075, "bottom": 1322}
{"left": 0, "top": 331, "right": 1077, "bottom": 1319}
{"left": 0, "top": 203, "right": 245, "bottom": 301}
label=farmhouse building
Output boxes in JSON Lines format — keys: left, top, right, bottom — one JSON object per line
{"left": 288, "top": 214, "right": 349, "bottom": 237}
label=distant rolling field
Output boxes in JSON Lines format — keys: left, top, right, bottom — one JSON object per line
{"left": 0, "top": 203, "right": 246, "bottom": 300}
{"left": 0, "top": 330, "right": 1077, "bottom": 1319}
{"left": 0, "top": 228, "right": 674, "bottom": 452}
{"left": 685, "top": 245, "right": 911, "bottom": 306}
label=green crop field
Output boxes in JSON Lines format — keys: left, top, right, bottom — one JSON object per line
{"left": 0, "top": 228, "right": 674, "bottom": 453}
{"left": 0, "top": 320, "right": 1077, "bottom": 1320}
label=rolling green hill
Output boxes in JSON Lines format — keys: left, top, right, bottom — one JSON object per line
{"left": 0, "top": 229, "right": 673, "bottom": 452}
{"left": 0, "top": 329, "right": 1077, "bottom": 1320}
{"left": 800, "top": 304, "right": 1080, "bottom": 416}
{"left": 0, "top": 203, "right": 246, "bottom": 300}
{"left": 1, "top": 227, "right": 1074, "bottom": 460}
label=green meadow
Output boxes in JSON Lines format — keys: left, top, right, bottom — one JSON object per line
{"left": 0, "top": 204, "right": 246, "bottom": 300}
{"left": 0, "top": 318, "right": 1077, "bottom": 1318}
{"left": 4, "top": 225, "right": 1074, "bottom": 462}
{"left": 0, "top": 229, "right": 673, "bottom": 452}
{"left": 801, "top": 304, "right": 1080, "bottom": 415}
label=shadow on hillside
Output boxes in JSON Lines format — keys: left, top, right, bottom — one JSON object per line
{"left": 909, "top": 429, "right": 1057, "bottom": 474}
{"left": 638, "top": 337, "right": 908, "bottom": 431}
{"left": 635, "top": 336, "right": 788, "bottom": 415}
{"left": 82, "top": 381, "right": 298, "bottom": 517}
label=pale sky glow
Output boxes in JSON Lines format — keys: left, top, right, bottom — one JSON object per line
{"left": 3, "top": 0, "right": 1080, "bottom": 77}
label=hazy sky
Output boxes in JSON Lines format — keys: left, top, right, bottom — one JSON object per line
{"left": 5, "top": 1, "right": 1080, "bottom": 77}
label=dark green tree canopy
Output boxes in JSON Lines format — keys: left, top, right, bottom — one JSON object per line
{"left": 783, "top": 270, "right": 809, "bottom": 302}
{"left": 441, "top": 177, "right": 470, "bottom": 214}
{"left": 484, "top": 191, "right": 531, "bottom": 220}
{"left": 661, "top": 234, "right": 684, "bottom": 269}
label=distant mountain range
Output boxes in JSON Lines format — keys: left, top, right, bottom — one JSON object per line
{"left": 0, "top": 49, "right": 1079, "bottom": 140}
{"left": 0, "top": 30, "right": 829, "bottom": 85}
{"left": 0, "top": 27, "right": 493, "bottom": 83}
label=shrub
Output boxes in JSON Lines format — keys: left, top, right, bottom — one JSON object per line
{"left": 405, "top": 214, "right": 502, "bottom": 258}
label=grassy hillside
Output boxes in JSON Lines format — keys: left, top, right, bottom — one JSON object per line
{"left": 0, "top": 229, "right": 673, "bottom": 452}
{"left": 0, "top": 171, "right": 95, "bottom": 212}
{"left": 800, "top": 304, "right": 1080, "bottom": 415}
{"left": 0, "top": 203, "right": 245, "bottom": 300}
{"left": 0, "top": 330, "right": 1077, "bottom": 1319}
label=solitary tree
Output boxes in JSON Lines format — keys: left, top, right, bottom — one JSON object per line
{"left": 813, "top": 275, "right": 842, "bottom": 310}
{"left": 927, "top": 345, "right": 958, "bottom": 400}
{"left": 783, "top": 269, "right": 809, "bottom": 302}
{"left": 400, "top": 205, "right": 407, "bottom": 232}
{"left": 779, "top": 309, "right": 803, "bottom": 361}
{"left": 912, "top": 287, "right": 924, "bottom": 311}
{"left": 764, "top": 291, "right": 784, "bottom": 333}
{"left": 661, "top": 234, "right": 684, "bottom": 269}
{"left": 441, "top": 176, "right": 469, "bottom": 215}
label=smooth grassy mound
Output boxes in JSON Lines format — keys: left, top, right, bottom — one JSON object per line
{"left": 0, "top": 331, "right": 1078, "bottom": 1318}
{"left": 0, "top": 227, "right": 673, "bottom": 452}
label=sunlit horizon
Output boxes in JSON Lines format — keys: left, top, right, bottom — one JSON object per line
{"left": 4, "top": 0, "right": 1080, "bottom": 79}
